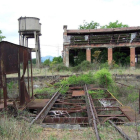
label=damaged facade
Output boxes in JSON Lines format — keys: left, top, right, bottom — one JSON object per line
{"left": 63, "top": 25, "right": 140, "bottom": 68}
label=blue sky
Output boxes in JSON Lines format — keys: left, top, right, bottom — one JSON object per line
{"left": 1, "top": 0, "right": 140, "bottom": 58}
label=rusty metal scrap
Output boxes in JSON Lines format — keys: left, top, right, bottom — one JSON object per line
{"left": 0, "top": 41, "right": 32, "bottom": 108}
{"left": 27, "top": 84, "right": 138, "bottom": 127}
{"left": 30, "top": 85, "right": 63, "bottom": 126}
{"left": 72, "top": 90, "right": 85, "bottom": 96}
{"left": 43, "top": 117, "right": 89, "bottom": 124}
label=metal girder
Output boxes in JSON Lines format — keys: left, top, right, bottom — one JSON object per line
{"left": 43, "top": 117, "right": 88, "bottom": 124}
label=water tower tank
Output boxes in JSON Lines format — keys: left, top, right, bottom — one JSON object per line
{"left": 18, "top": 16, "right": 42, "bottom": 67}
{"left": 18, "top": 17, "right": 41, "bottom": 34}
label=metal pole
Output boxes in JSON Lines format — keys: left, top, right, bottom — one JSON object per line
{"left": 30, "top": 57, "right": 33, "bottom": 98}
{"left": 3, "top": 74, "right": 7, "bottom": 108}
{"left": 22, "top": 35, "right": 24, "bottom": 46}
{"left": 139, "top": 89, "right": 140, "bottom": 114}
{"left": 27, "top": 59, "right": 30, "bottom": 97}
{"left": 26, "top": 39, "right": 30, "bottom": 96}
{"left": 1, "top": 49, "right": 7, "bottom": 108}
{"left": 0, "top": 89, "right": 1, "bottom": 103}
{"left": 18, "top": 48, "right": 21, "bottom": 104}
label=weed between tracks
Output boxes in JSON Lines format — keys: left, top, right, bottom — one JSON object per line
{"left": 2, "top": 68, "right": 140, "bottom": 139}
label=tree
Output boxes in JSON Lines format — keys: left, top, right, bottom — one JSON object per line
{"left": 79, "top": 20, "right": 100, "bottom": 29}
{"left": 43, "top": 59, "right": 51, "bottom": 66}
{"left": 52, "top": 56, "right": 63, "bottom": 64}
{"left": 113, "top": 51, "right": 129, "bottom": 65}
{"left": 101, "top": 20, "right": 128, "bottom": 29}
{"left": 32, "top": 58, "right": 36, "bottom": 64}
{"left": 0, "top": 30, "right": 6, "bottom": 41}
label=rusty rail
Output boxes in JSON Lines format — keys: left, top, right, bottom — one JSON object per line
{"left": 108, "top": 120, "right": 132, "bottom": 140}
{"left": 85, "top": 84, "right": 100, "bottom": 140}
{"left": 30, "top": 85, "right": 63, "bottom": 126}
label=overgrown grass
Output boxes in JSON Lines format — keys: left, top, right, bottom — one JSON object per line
{"left": 48, "top": 63, "right": 69, "bottom": 72}
{"left": 108, "top": 82, "right": 139, "bottom": 110}
{"left": 0, "top": 115, "right": 42, "bottom": 140}
{"left": 71, "top": 61, "right": 93, "bottom": 72}
{"left": 34, "top": 87, "right": 57, "bottom": 98}
{"left": 1, "top": 114, "right": 139, "bottom": 140}
{"left": 88, "top": 90, "right": 108, "bottom": 99}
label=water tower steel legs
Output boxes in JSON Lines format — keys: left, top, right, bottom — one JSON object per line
{"left": 19, "top": 32, "right": 41, "bottom": 67}
{"left": 34, "top": 31, "right": 41, "bottom": 67}
{"left": 38, "top": 36, "right": 41, "bottom": 64}
{"left": 22, "top": 35, "right": 24, "bottom": 46}
{"left": 26, "top": 38, "right": 28, "bottom": 47}
{"left": 24, "top": 36, "right": 26, "bottom": 47}
{"left": 19, "top": 33, "right": 23, "bottom": 46}
{"left": 25, "top": 36, "right": 28, "bottom": 48}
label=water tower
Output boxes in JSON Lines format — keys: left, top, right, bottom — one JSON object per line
{"left": 18, "top": 17, "right": 42, "bottom": 66}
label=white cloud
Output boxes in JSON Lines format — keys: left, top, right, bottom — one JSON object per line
{"left": 0, "top": 0, "right": 140, "bottom": 58}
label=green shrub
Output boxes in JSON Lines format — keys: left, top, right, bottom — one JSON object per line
{"left": 43, "top": 59, "right": 51, "bottom": 66}
{"left": 55, "top": 72, "right": 95, "bottom": 87}
{"left": 88, "top": 89, "right": 107, "bottom": 99}
{"left": 60, "top": 85, "right": 69, "bottom": 94}
{"left": 71, "top": 65, "right": 81, "bottom": 72}
{"left": 100, "top": 62, "right": 109, "bottom": 69}
{"left": 67, "top": 73, "right": 95, "bottom": 85}
{"left": 67, "top": 75, "right": 79, "bottom": 85}
{"left": 77, "top": 72, "right": 95, "bottom": 85}
{"left": 71, "top": 60, "right": 92, "bottom": 72}
{"left": 94, "top": 68, "right": 113, "bottom": 87}
{"left": 34, "top": 87, "right": 58, "bottom": 98}
{"left": 54, "top": 63, "right": 69, "bottom": 72}
{"left": 52, "top": 56, "right": 63, "bottom": 64}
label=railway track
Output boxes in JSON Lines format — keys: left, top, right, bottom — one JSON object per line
{"left": 108, "top": 120, "right": 132, "bottom": 140}
{"left": 85, "top": 84, "right": 132, "bottom": 140}
{"left": 30, "top": 85, "right": 63, "bottom": 126}
{"left": 28, "top": 84, "right": 136, "bottom": 140}
{"left": 84, "top": 84, "right": 100, "bottom": 140}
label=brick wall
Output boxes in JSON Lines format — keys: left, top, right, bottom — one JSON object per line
{"left": 86, "top": 48, "right": 91, "bottom": 62}
{"left": 130, "top": 47, "right": 135, "bottom": 67}
{"left": 108, "top": 48, "right": 112, "bottom": 65}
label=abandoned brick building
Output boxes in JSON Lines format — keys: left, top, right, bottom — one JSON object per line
{"left": 63, "top": 25, "right": 140, "bottom": 68}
